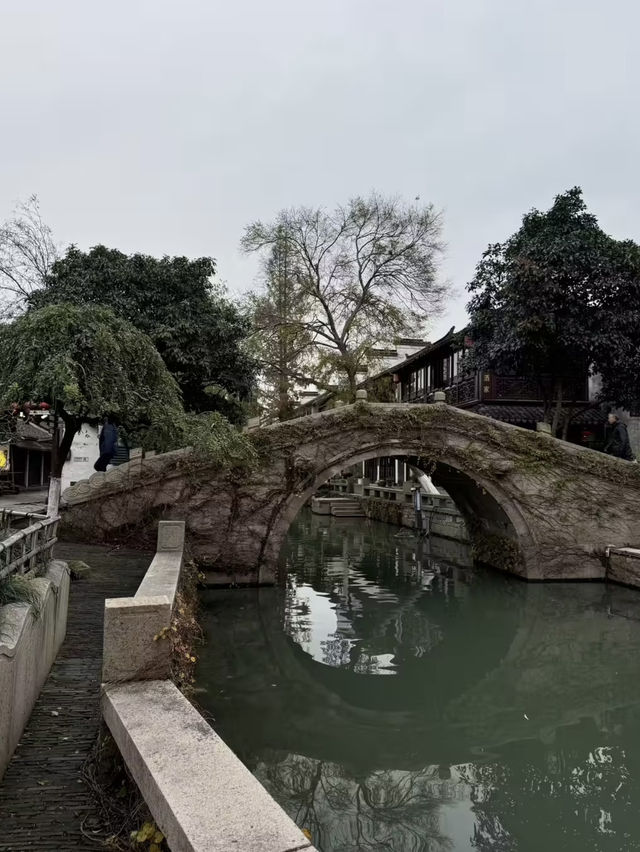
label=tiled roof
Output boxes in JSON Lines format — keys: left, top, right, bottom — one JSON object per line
{"left": 14, "top": 419, "right": 53, "bottom": 442}
{"left": 381, "top": 327, "right": 458, "bottom": 375}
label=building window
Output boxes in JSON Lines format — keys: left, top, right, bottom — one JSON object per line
{"left": 410, "top": 370, "right": 420, "bottom": 398}
{"left": 364, "top": 459, "right": 377, "bottom": 480}
{"left": 379, "top": 457, "right": 395, "bottom": 482}
{"left": 432, "top": 358, "right": 444, "bottom": 388}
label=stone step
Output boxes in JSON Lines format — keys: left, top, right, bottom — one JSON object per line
{"left": 331, "top": 504, "right": 366, "bottom": 517}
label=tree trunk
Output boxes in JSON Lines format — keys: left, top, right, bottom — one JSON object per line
{"left": 551, "top": 380, "right": 563, "bottom": 436}
{"left": 46, "top": 412, "right": 79, "bottom": 517}
{"left": 277, "top": 382, "right": 290, "bottom": 422}
{"left": 47, "top": 412, "right": 60, "bottom": 517}
{"left": 561, "top": 402, "right": 576, "bottom": 442}
{"left": 346, "top": 367, "right": 358, "bottom": 403}
{"left": 46, "top": 477, "right": 61, "bottom": 518}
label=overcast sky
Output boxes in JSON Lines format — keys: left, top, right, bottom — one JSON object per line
{"left": 1, "top": 0, "right": 639, "bottom": 339}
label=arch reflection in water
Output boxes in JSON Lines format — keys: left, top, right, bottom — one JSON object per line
{"left": 196, "top": 509, "right": 640, "bottom": 852}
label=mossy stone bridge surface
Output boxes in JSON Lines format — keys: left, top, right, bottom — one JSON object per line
{"left": 62, "top": 403, "right": 640, "bottom": 584}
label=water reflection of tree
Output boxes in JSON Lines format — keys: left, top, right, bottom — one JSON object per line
{"left": 257, "top": 753, "right": 454, "bottom": 852}
{"left": 459, "top": 734, "right": 640, "bottom": 852}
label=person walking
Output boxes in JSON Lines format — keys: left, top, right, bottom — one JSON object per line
{"left": 94, "top": 415, "right": 119, "bottom": 471}
{"left": 604, "top": 413, "right": 635, "bottom": 461}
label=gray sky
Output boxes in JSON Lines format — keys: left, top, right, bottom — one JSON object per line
{"left": 1, "top": 0, "right": 639, "bottom": 339}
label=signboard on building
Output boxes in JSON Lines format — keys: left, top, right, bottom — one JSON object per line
{"left": 0, "top": 445, "right": 9, "bottom": 472}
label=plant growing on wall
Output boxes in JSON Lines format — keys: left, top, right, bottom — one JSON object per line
{"left": 0, "top": 575, "right": 42, "bottom": 612}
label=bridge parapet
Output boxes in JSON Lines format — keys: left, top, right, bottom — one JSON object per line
{"left": 60, "top": 403, "right": 640, "bottom": 584}
{"left": 61, "top": 447, "right": 192, "bottom": 507}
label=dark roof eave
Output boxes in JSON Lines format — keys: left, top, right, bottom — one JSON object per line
{"left": 369, "top": 326, "right": 462, "bottom": 379}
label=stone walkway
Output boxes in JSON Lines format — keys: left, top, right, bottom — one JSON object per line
{"left": 0, "top": 488, "right": 48, "bottom": 515}
{"left": 0, "top": 544, "right": 151, "bottom": 852}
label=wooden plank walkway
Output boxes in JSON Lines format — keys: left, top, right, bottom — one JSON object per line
{"left": 0, "top": 544, "right": 151, "bottom": 852}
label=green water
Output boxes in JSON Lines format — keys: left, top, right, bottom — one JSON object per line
{"left": 196, "top": 509, "right": 640, "bottom": 851}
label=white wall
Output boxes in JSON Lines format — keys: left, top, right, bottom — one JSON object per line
{"left": 588, "top": 372, "right": 602, "bottom": 402}
{"left": 61, "top": 423, "right": 99, "bottom": 492}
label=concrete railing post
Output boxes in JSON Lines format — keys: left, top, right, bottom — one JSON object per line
{"left": 156, "top": 520, "right": 185, "bottom": 553}
{"left": 102, "top": 521, "right": 185, "bottom": 684}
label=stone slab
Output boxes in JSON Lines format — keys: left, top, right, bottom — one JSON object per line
{"left": 102, "top": 595, "right": 172, "bottom": 683}
{"left": 156, "top": 520, "right": 185, "bottom": 553}
{"left": 607, "top": 547, "right": 640, "bottom": 588}
{"left": 136, "top": 552, "right": 183, "bottom": 601}
{"left": 103, "top": 680, "right": 316, "bottom": 852}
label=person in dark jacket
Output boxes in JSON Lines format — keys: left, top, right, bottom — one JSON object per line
{"left": 94, "top": 415, "right": 119, "bottom": 471}
{"left": 604, "top": 413, "right": 635, "bottom": 461}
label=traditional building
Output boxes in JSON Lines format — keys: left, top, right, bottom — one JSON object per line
{"left": 389, "top": 327, "right": 605, "bottom": 442}
{"left": 297, "top": 326, "right": 605, "bottom": 444}
{"left": 0, "top": 412, "right": 53, "bottom": 494}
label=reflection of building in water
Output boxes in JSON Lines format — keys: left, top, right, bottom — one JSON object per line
{"left": 281, "top": 516, "right": 475, "bottom": 672}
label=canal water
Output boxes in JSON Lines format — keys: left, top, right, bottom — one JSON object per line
{"left": 197, "top": 509, "right": 640, "bottom": 851}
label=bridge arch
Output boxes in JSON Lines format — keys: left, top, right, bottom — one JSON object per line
{"left": 261, "top": 441, "right": 536, "bottom": 575}
{"left": 61, "top": 403, "right": 640, "bottom": 583}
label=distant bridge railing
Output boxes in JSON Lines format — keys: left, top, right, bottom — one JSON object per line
{"left": 0, "top": 511, "right": 59, "bottom": 581}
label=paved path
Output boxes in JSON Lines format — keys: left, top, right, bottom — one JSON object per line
{"left": 0, "top": 543, "right": 151, "bottom": 852}
{"left": 0, "top": 488, "right": 48, "bottom": 515}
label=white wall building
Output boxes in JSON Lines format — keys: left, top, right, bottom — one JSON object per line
{"left": 61, "top": 423, "right": 99, "bottom": 493}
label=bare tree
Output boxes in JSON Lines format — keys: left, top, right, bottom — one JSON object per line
{"left": 242, "top": 193, "right": 446, "bottom": 400}
{"left": 0, "top": 196, "right": 57, "bottom": 319}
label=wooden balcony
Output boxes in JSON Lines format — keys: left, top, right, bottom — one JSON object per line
{"left": 399, "top": 372, "right": 589, "bottom": 407}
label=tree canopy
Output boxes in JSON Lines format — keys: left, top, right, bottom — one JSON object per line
{"left": 242, "top": 192, "right": 446, "bottom": 401}
{"left": 466, "top": 187, "right": 640, "bottom": 429}
{"left": 30, "top": 246, "right": 256, "bottom": 421}
{"left": 0, "top": 303, "right": 184, "bottom": 475}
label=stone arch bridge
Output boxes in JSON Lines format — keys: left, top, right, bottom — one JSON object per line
{"left": 61, "top": 403, "right": 640, "bottom": 584}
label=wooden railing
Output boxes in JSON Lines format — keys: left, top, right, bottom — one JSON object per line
{"left": 447, "top": 375, "right": 479, "bottom": 405}
{"left": 0, "top": 513, "right": 59, "bottom": 581}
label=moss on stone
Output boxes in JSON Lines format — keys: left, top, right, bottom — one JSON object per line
{"left": 249, "top": 402, "right": 640, "bottom": 490}
{"left": 472, "top": 530, "right": 524, "bottom": 575}
{"left": 365, "top": 499, "right": 406, "bottom": 527}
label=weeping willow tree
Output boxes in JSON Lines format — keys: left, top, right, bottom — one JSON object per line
{"left": 0, "top": 303, "right": 185, "bottom": 514}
